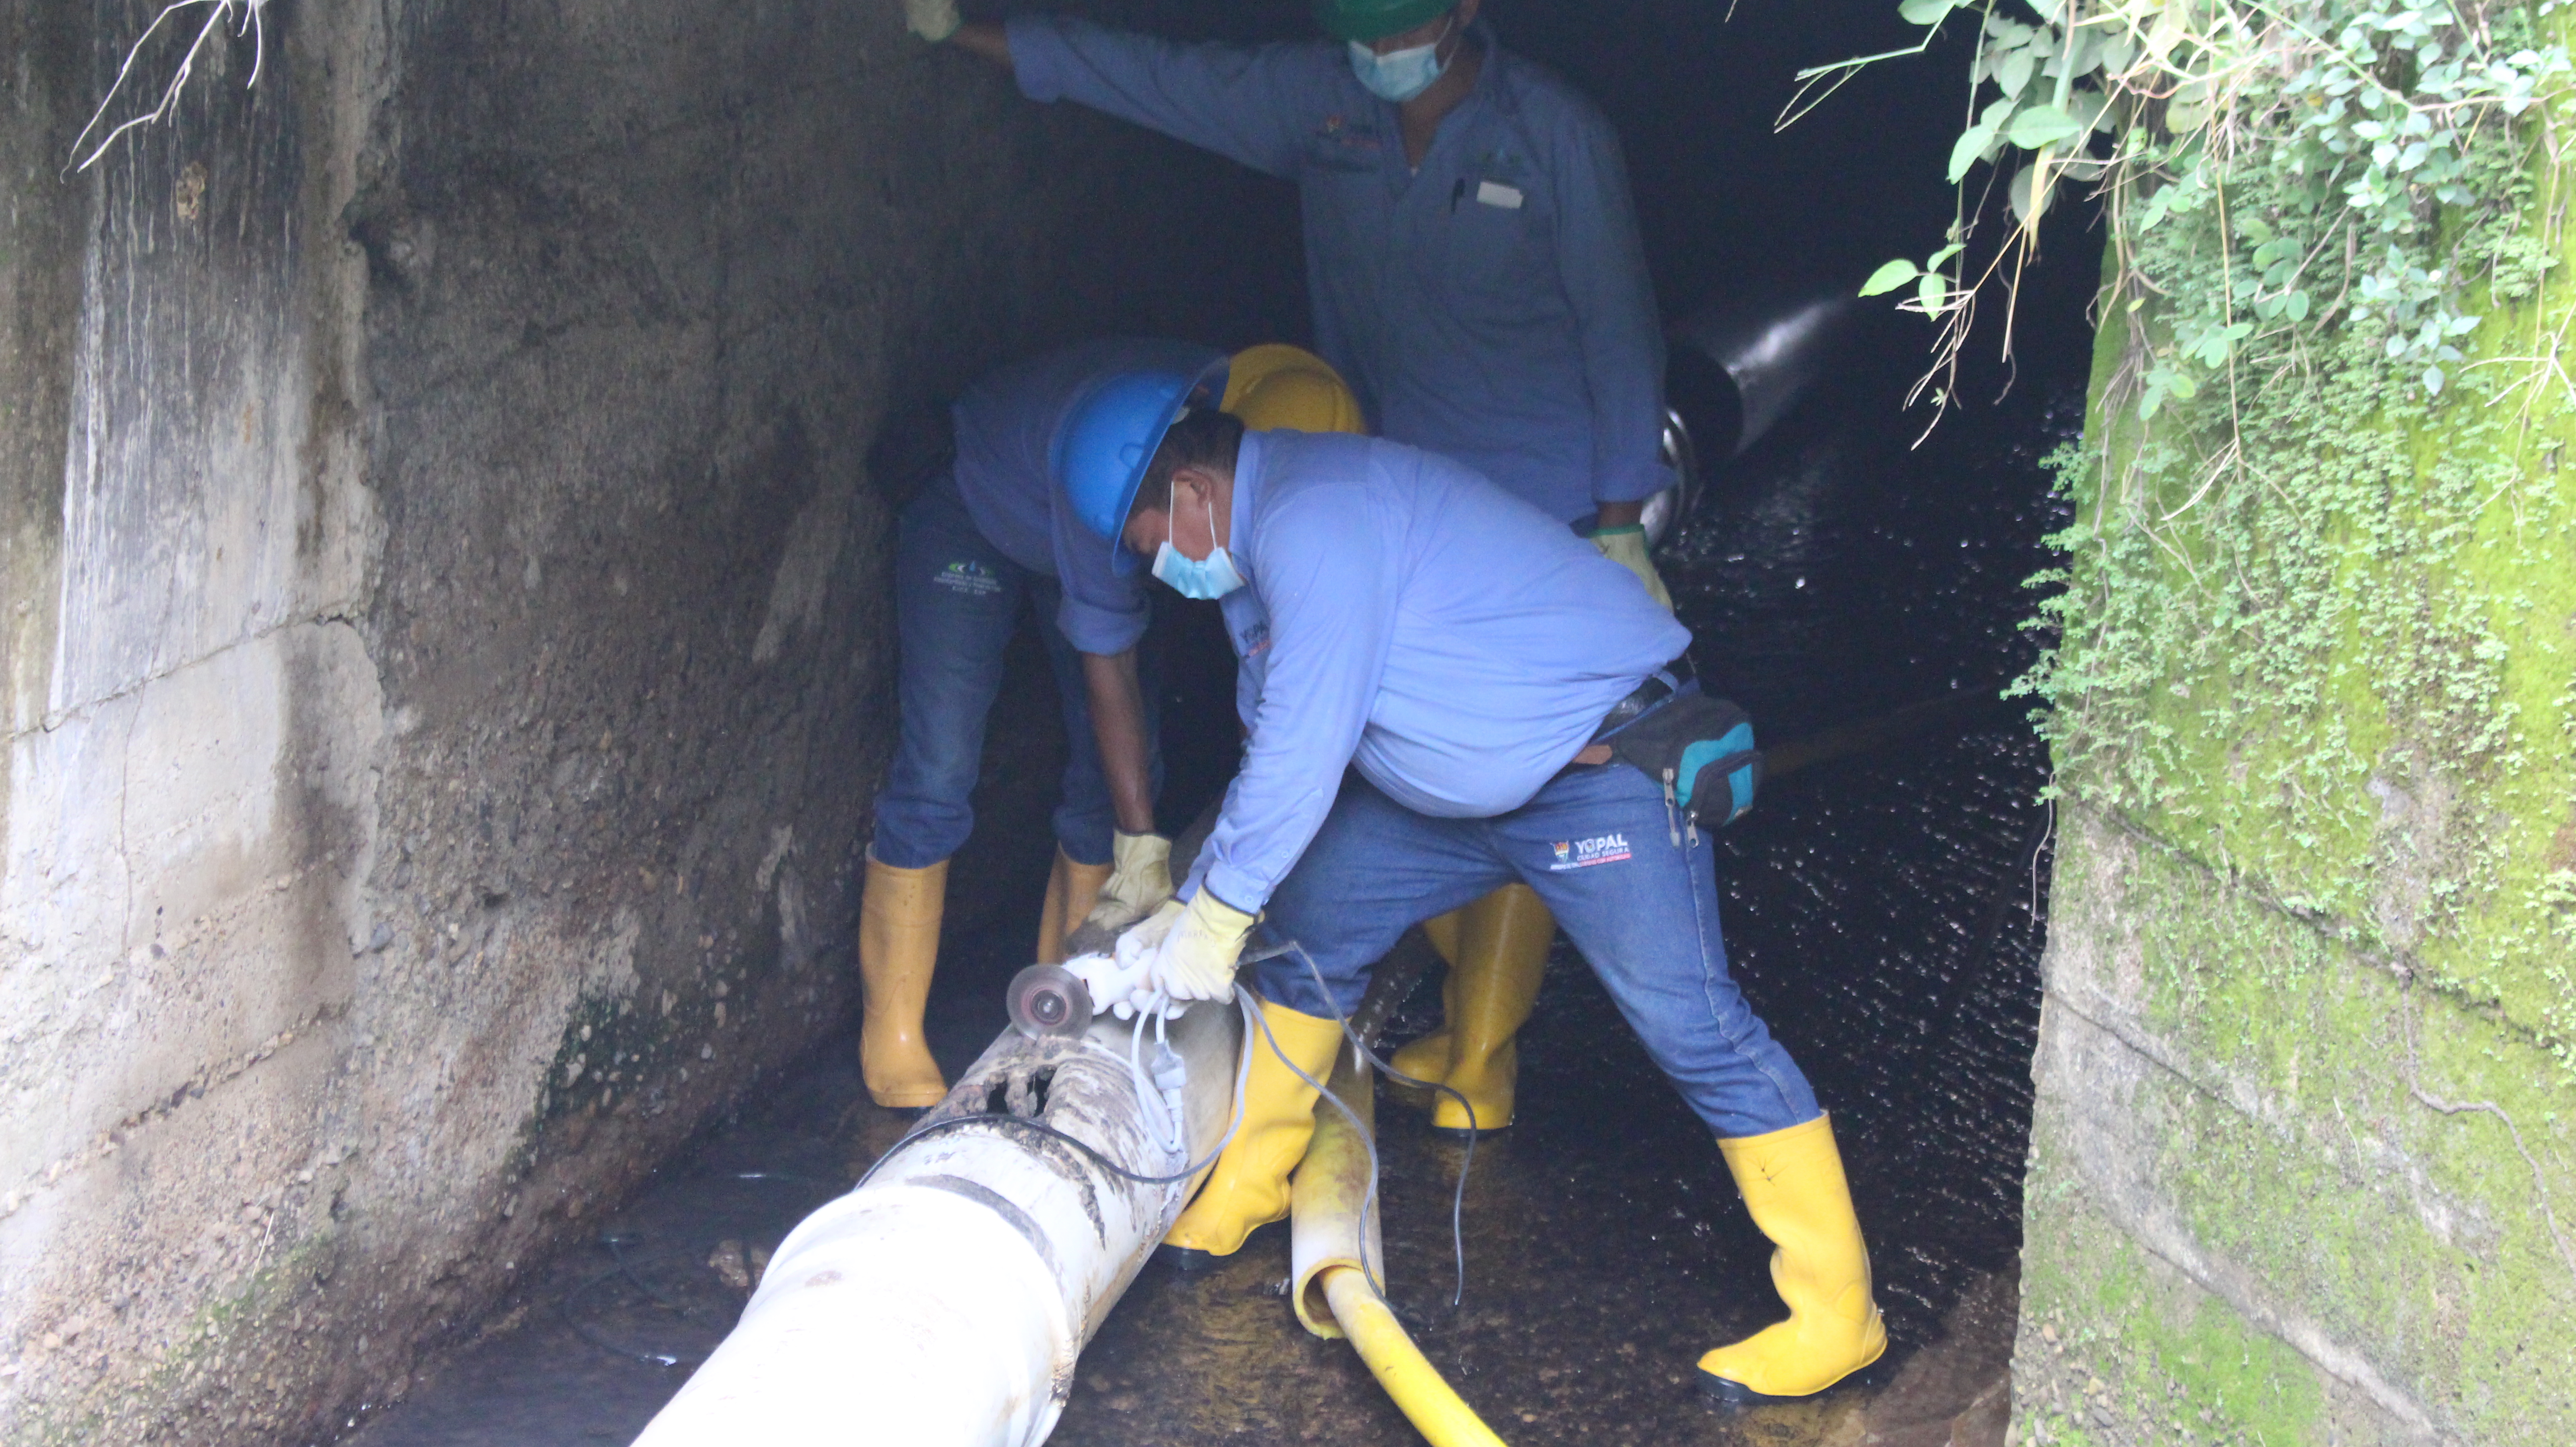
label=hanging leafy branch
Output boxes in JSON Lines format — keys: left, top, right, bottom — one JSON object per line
{"left": 1821, "top": 2, "right": 2576, "bottom": 1054}
{"left": 1834, "top": 0, "right": 2572, "bottom": 419}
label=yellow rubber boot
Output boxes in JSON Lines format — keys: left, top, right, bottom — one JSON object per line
{"left": 858, "top": 856, "right": 950, "bottom": 1109}
{"left": 1386, "top": 909, "right": 1463, "bottom": 1080}
{"left": 1163, "top": 998, "right": 1347, "bottom": 1261}
{"left": 1697, "top": 1115, "right": 1887, "bottom": 1403}
{"left": 1388, "top": 884, "right": 1551, "bottom": 1134}
{"left": 1033, "top": 846, "right": 1112, "bottom": 965}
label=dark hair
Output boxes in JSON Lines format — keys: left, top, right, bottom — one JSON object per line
{"left": 1133, "top": 407, "right": 1246, "bottom": 515}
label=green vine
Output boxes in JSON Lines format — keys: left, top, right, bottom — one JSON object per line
{"left": 1827, "top": 1, "right": 2576, "bottom": 1063}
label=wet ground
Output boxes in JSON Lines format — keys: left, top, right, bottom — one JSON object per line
{"left": 342, "top": 314, "right": 2081, "bottom": 1446}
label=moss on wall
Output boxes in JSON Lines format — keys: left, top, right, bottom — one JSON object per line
{"left": 2016, "top": 12, "right": 2576, "bottom": 1438}
{"left": 2019, "top": 812, "right": 2574, "bottom": 1444}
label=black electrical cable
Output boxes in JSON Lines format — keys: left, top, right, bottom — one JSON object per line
{"left": 603, "top": 1230, "right": 694, "bottom": 1317}
{"left": 561, "top": 1235, "right": 702, "bottom": 1369}
{"left": 855, "top": 941, "right": 1482, "bottom": 1312}
{"left": 855, "top": 993, "right": 1259, "bottom": 1191}
{"left": 866, "top": 1112, "right": 1221, "bottom": 1187}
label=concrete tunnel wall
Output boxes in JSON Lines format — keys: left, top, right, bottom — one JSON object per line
{"left": 2009, "top": 64, "right": 2576, "bottom": 1447}
{"left": 0, "top": 0, "right": 1287, "bottom": 1439}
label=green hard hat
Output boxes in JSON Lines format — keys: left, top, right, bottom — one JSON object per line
{"left": 1314, "top": 0, "right": 1456, "bottom": 43}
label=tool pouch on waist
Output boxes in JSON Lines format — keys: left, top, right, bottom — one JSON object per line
{"left": 1607, "top": 694, "right": 1762, "bottom": 831}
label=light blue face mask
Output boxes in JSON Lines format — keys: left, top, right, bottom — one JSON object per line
{"left": 1150, "top": 489, "right": 1246, "bottom": 599}
{"left": 1347, "top": 15, "right": 1455, "bottom": 104}
{"left": 1152, "top": 539, "right": 1246, "bottom": 599}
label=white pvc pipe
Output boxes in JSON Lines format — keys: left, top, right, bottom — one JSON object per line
{"left": 632, "top": 1002, "right": 1242, "bottom": 1447}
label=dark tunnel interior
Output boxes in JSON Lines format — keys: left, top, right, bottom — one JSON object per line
{"left": 342, "top": 0, "right": 2105, "bottom": 1442}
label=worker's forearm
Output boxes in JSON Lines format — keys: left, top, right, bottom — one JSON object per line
{"left": 1082, "top": 649, "right": 1158, "bottom": 836}
{"left": 1592, "top": 499, "right": 1645, "bottom": 530}
{"left": 951, "top": 21, "right": 1013, "bottom": 70}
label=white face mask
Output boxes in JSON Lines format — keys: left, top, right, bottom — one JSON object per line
{"left": 1348, "top": 14, "right": 1455, "bottom": 103}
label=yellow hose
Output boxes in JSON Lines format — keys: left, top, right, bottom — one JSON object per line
{"left": 1287, "top": 1045, "right": 1513, "bottom": 1445}
{"left": 1317, "top": 1266, "right": 1512, "bottom": 1447}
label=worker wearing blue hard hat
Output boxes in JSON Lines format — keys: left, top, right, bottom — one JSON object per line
{"left": 854, "top": 338, "right": 1357, "bottom": 1110}
{"left": 1055, "top": 379, "right": 1887, "bottom": 1405}
{"left": 909, "top": 0, "right": 1670, "bottom": 1146}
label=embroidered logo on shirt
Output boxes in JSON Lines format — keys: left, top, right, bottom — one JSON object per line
{"left": 932, "top": 560, "right": 1003, "bottom": 597}
{"left": 1547, "top": 834, "right": 1631, "bottom": 871}
{"left": 1310, "top": 113, "right": 1383, "bottom": 164}
{"left": 1235, "top": 620, "right": 1272, "bottom": 659}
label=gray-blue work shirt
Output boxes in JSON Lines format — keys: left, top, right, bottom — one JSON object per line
{"left": 1184, "top": 430, "right": 1689, "bottom": 914}
{"left": 1009, "top": 17, "right": 1668, "bottom": 526}
{"left": 949, "top": 336, "right": 1224, "bottom": 656}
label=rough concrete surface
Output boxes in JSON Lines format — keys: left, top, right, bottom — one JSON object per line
{"left": 2012, "top": 810, "right": 2575, "bottom": 1447}
{"left": 0, "top": 0, "right": 1290, "bottom": 1441}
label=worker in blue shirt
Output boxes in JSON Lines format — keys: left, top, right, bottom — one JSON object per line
{"left": 855, "top": 339, "right": 1356, "bottom": 1108}
{"left": 906, "top": 0, "right": 1665, "bottom": 1143}
{"left": 1057, "top": 372, "right": 1888, "bottom": 1403}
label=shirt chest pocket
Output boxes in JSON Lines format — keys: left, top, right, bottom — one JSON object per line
{"left": 1435, "top": 182, "right": 1551, "bottom": 299}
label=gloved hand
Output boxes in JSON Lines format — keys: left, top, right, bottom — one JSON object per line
{"left": 1111, "top": 900, "right": 1187, "bottom": 1014}
{"left": 902, "top": 0, "right": 961, "bottom": 43}
{"left": 1082, "top": 831, "right": 1174, "bottom": 935}
{"left": 1063, "top": 949, "right": 1156, "bottom": 1022}
{"left": 1142, "top": 890, "right": 1256, "bottom": 1004}
{"left": 1589, "top": 524, "right": 1674, "bottom": 611}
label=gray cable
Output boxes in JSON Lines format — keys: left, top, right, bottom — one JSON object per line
{"left": 1254, "top": 941, "right": 1479, "bottom": 1312}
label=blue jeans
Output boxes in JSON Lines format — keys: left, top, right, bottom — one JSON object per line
{"left": 1251, "top": 764, "right": 1820, "bottom": 1140}
{"left": 870, "top": 478, "right": 1154, "bottom": 870}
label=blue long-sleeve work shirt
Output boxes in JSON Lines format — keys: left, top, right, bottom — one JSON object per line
{"left": 1009, "top": 17, "right": 1668, "bottom": 526}
{"left": 1185, "top": 431, "right": 1690, "bottom": 913}
{"left": 950, "top": 337, "right": 1224, "bottom": 655}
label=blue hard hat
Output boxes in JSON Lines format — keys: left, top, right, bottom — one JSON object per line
{"left": 1056, "top": 367, "right": 1208, "bottom": 575}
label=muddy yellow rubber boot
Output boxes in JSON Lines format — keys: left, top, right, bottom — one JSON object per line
{"left": 1697, "top": 1114, "right": 1887, "bottom": 1403}
{"left": 1388, "top": 884, "right": 1551, "bottom": 1134}
{"left": 1162, "top": 998, "right": 1346, "bottom": 1263}
{"left": 858, "top": 855, "right": 950, "bottom": 1109}
{"left": 1033, "top": 846, "right": 1113, "bottom": 965}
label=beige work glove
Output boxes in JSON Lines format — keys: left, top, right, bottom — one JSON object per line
{"left": 1137, "top": 891, "right": 1256, "bottom": 1005}
{"left": 1082, "top": 830, "right": 1174, "bottom": 935}
{"left": 903, "top": 0, "right": 960, "bottom": 42}
{"left": 1589, "top": 524, "right": 1674, "bottom": 610}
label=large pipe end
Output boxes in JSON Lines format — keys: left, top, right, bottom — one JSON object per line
{"left": 633, "top": 1189, "right": 1070, "bottom": 1446}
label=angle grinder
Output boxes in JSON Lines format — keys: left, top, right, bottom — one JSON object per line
{"left": 1006, "top": 963, "right": 1096, "bottom": 1040}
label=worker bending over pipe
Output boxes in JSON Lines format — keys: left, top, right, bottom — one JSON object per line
{"left": 911, "top": 0, "right": 1681, "bottom": 1134}
{"left": 855, "top": 340, "right": 1338, "bottom": 1108}
{"left": 1060, "top": 376, "right": 1887, "bottom": 1403}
